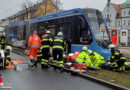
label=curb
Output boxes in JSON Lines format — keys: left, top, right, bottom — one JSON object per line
{"left": 77, "top": 73, "right": 130, "bottom": 90}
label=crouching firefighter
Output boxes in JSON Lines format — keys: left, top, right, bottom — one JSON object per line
{"left": 108, "top": 44, "right": 128, "bottom": 71}
{"left": 76, "top": 46, "right": 94, "bottom": 69}
{"left": 52, "top": 32, "right": 66, "bottom": 72}
{"left": 0, "top": 46, "right": 12, "bottom": 69}
{"left": 41, "top": 30, "right": 53, "bottom": 69}
{"left": 87, "top": 50, "right": 105, "bottom": 69}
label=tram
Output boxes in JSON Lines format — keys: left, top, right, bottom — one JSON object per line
{"left": 5, "top": 20, "right": 29, "bottom": 47}
{"left": 6, "top": 8, "right": 112, "bottom": 60}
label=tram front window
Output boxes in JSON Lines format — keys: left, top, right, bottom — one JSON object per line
{"left": 84, "top": 9, "right": 110, "bottom": 48}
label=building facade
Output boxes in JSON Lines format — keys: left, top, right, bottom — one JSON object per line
{"left": 0, "top": 0, "right": 58, "bottom": 27}
{"left": 102, "top": 0, "right": 130, "bottom": 46}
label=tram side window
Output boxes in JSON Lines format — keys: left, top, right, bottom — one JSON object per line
{"left": 30, "top": 23, "right": 37, "bottom": 34}
{"left": 68, "top": 15, "right": 92, "bottom": 45}
{"left": 78, "top": 16, "right": 92, "bottom": 45}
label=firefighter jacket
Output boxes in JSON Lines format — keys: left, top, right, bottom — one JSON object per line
{"left": 5, "top": 49, "right": 11, "bottom": 62}
{"left": 109, "top": 49, "right": 126, "bottom": 63}
{"left": 0, "top": 36, "right": 6, "bottom": 50}
{"left": 89, "top": 52, "right": 105, "bottom": 67}
{"left": 76, "top": 51, "right": 93, "bottom": 68}
{"left": 41, "top": 35, "right": 53, "bottom": 49}
{"left": 0, "top": 50, "right": 11, "bottom": 69}
{"left": 28, "top": 34, "right": 41, "bottom": 48}
{"left": 52, "top": 36, "right": 66, "bottom": 51}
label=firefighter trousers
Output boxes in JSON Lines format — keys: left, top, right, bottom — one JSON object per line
{"left": 41, "top": 48, "right": 50, "bottom": 67}
{"left": 52, "top": 49, "right": 64, "bottom": 67}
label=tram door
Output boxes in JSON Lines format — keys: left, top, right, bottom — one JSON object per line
{"left": 111, "top": 29, "right": 118, "bottom": 46}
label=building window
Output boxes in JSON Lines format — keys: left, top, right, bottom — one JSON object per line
{"left": 129, "top": 11, "right": 130, "bottom": 15}
{"left": 124, "top": 11, "right": 126, "bottom": 16}
{"left": 107, "top": 14, "right": 109, "bottom": 18}
{"left": 128, "top": 20, "right": 130, "bottom": 25}
{"left": 118, "top": 21, "right": 120, "bottom": 26}
{"left": 124, "top": 20, "right": 126, "bottom": 26}
{"left": 122, "top": 31, "right": 126, "bottom": 36}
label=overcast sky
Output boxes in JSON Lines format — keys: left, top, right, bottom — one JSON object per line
{"left": 0, "top": 0, "right": 126, "bottom": 20}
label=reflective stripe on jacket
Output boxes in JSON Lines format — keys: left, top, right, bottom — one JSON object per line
{"left": 52, "top": 36, "right": 66, "bottom": 51}
{"left": 41, "top": 36, "right": 53, "bottom": 49}
{"left": 28, "top": 34, "right": 41, "bottom": 48}
{"left": 76, "top": 51, "right": 93, "bottom": 67}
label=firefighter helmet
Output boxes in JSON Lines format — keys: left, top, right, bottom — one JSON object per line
{"left": 57, "top": 32, "right": 63, "bottom": 36}
{"left": 88, "top": 50, "right": 93, "bottom": 54}
{"left": 82, "top": 46, "right": 87, "bottom": 51}
{"left": 46, "top": 30, "right": 50, "bottom": 34}
{"left": 109, "top": 44, "right": 115, "bottom": 49}
{"left": 6, "top": 46, "right": 12, "bottom": 51}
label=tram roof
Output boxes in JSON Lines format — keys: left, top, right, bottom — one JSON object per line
{"left": 8, "top": 20, "right": 27, "bottom": 27}
{"left": 30, "top": 8, "right": 84, "bottom": 24}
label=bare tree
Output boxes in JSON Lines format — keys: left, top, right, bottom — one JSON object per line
{"left": 21, "top": 0, "right": 62, "bottom": 19}
{"left": 36, "top": 0, "right": 62, "bottom": 16}
{"left": 53, "top": 0, "right": 62, "bottom": 11}
{"left": 21, "top": 0, "right": 38, "bottom": 19}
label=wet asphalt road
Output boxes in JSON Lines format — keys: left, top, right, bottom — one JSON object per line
{"left": 119, "top": 49, "right": 130, "bottom": 55}
{"left": 0, "top": 53, "right": 112, "bottom": 90}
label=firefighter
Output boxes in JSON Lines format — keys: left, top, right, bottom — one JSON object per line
{"left": 0, "top": 46, "right": 12, "bottom": 69}
{"left": 52, "top": 31, "right": 66, "bottom": 72}
{"left": 0, "top": 32, "right": 6, "bottom": 50}
{"left": 41, "top": 30, "right": 53, "bottom": 69}
{"left": 87, "top": 50, "right": 105, "bottom": 69}
{"left": 28, "top": 31, "right": 41, "bottom": 68}
{"left": 108, "top": 44, "right": 128, "bottom": 71}
{"left": 76, "top": 46, "right": 94, "bottom": 69}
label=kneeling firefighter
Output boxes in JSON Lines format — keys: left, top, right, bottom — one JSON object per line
{"left": 76, "top": 46, "right": 94, "bottom": 69}
{"left": 52, "top": 32, "right": 66, "bottom": 72}
{"left": 108, "top": 44, "right": 128, "bottom": 71}
{"left": 0, "top": 46, "right": 12, "bottom": 69}
{"left": 87, "top": 50, "right": 105, "bottom": 69}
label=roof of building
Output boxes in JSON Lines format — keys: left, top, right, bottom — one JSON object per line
{"left": 122, "top": 0, "right": 130, "bottom": 8}
{"left": 112, "top": 3, "right": 122, "bottom": 17}
{"left": 8, "top": 0, "right": 58, "bottom": 20}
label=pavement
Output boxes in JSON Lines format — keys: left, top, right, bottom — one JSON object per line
{"left": 118, "top": 47, "right": 130, "bottom": 55}
{"left": 0, "top": 52, "right": 112, "bottom": 90}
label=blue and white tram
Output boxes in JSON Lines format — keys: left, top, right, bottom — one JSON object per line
{"left": 29, "top": 8, "right": 111, "bottom": 60}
